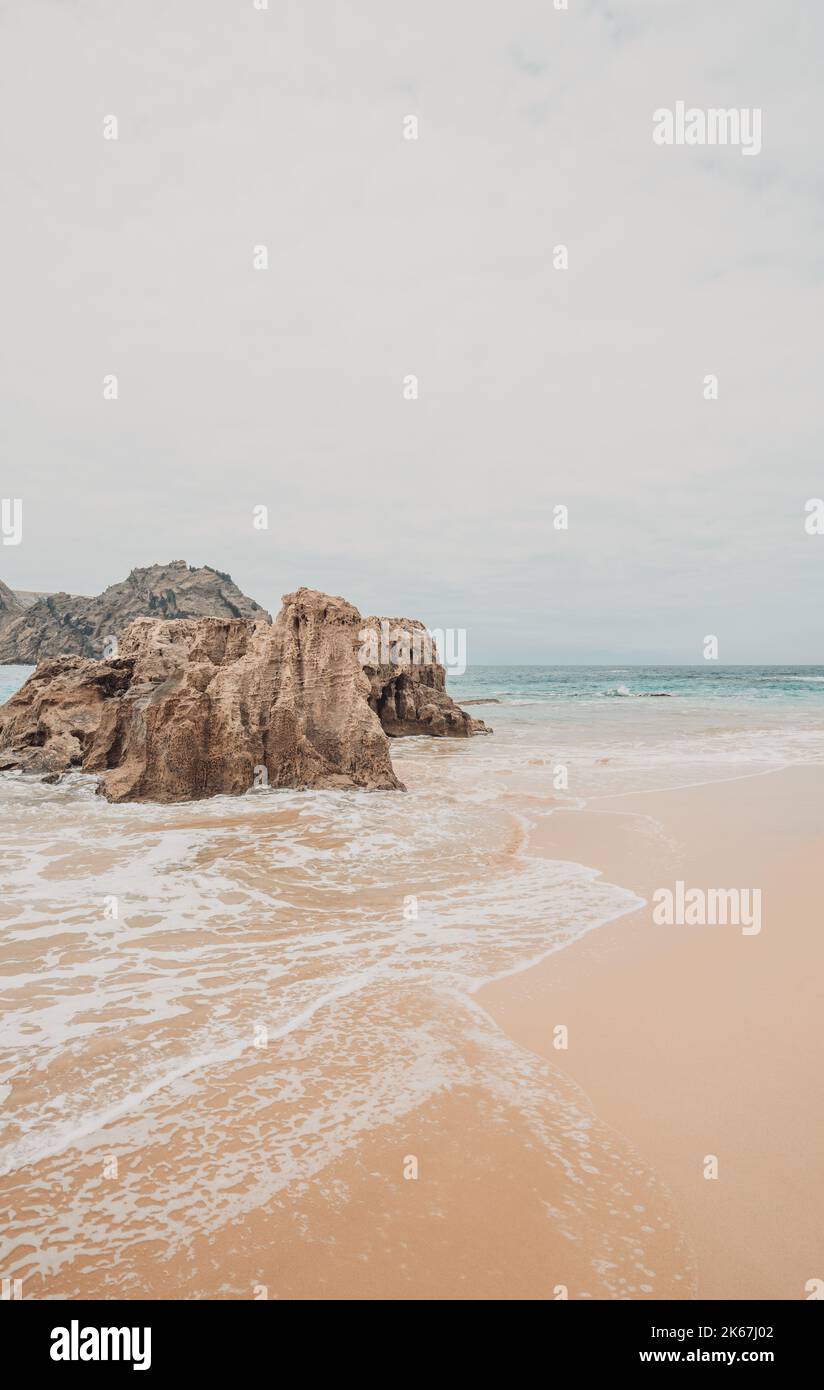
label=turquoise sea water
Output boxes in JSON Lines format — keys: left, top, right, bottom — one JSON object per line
{"left": 449, "top": 664, "right": 824, "bottom": 705}
{"left": 438, "top": 664, "right": 824, "bottom": 794}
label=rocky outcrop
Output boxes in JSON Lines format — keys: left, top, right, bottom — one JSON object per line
{"left": 0, "top": 561, "right": 269, "bottom": 664}
{"left": 0, "top": 579, "right": 23, "bottom": 621}
{"left": 359, "top": 616, "right": 487, "bottom": 738}
{"left": 0, "top": 588, "right": 488, "bottom": 802}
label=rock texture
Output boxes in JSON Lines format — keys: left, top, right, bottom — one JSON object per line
{"left": 0, "top": 588, "right": 488, "bottom": 802}
{"left": 359, "top": 616, "right": 487, "bottom": 738}
{"left": 0, "top": 561, "right": 269, "bottom": 664}
{"left": 0, "top": 579, "right": 23, "bottom": 621}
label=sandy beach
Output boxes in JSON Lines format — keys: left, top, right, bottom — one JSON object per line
{"left": 2, "top": 676, "right": 823, "bottom": 1300}
{"left": 205, "top": 762, "right": 824, "bottom": 1300}
{"left": 481, "top": 765, "right": 824, "bottom": 1301}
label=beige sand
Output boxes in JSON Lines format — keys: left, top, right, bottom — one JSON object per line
{"left": 4, "top": 766, "right": 820, "bottom": 1300}
{"left": 480, "top": 765, "right": 824, "bottom": 1300}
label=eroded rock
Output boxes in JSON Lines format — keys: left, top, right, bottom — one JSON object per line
{"left": 0, "top": 588, "right": 488, "bottom": 802}
{"left": 359, "top": 616, "right": 488, "bottom": 738}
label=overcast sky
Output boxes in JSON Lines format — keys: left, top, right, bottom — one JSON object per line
{"left": 1, "top": 0, "right": 822, "bottom": 662}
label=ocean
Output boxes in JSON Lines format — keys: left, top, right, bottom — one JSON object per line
{"left": 1, "top": 663, "right": 822, "bottom": 1295}
{"left": 455, "top": 663, "right": 824, "bottom": 703}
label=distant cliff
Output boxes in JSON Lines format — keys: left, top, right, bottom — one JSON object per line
{"left": 0, "top": 561, "right": 270, "bottom": 663}
{"left": 0, "top": 579, "right": 23, "bottom": 622}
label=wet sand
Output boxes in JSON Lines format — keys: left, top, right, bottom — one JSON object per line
{"left": 2, "top": 763, "right": 820, "bottom": 1300}
{"left": 480, "top": 765, "right": 824, "bottom": 1300}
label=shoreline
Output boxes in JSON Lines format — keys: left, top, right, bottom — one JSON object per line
{"left": 3, "top": 737, "right": 822, "bottom": 1298}
{"left": 478, "top": 763, "right": 824, "bottom": 1299}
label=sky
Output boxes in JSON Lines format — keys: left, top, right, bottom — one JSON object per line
{"left": 1, "top": 0, "right": 823, "bottom": 662}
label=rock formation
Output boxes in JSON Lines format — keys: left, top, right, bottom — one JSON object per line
{"left": 359, "top": 616, "right": 483, "bottom": 737}
{"left": 0, "top": 588, "right": 489, "bottom": 802}
{"left": 0, "top": 578, "right": 23, "bottom": 622}
{"left": 0, "top": 561, "right": 269, "bottom": 664}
